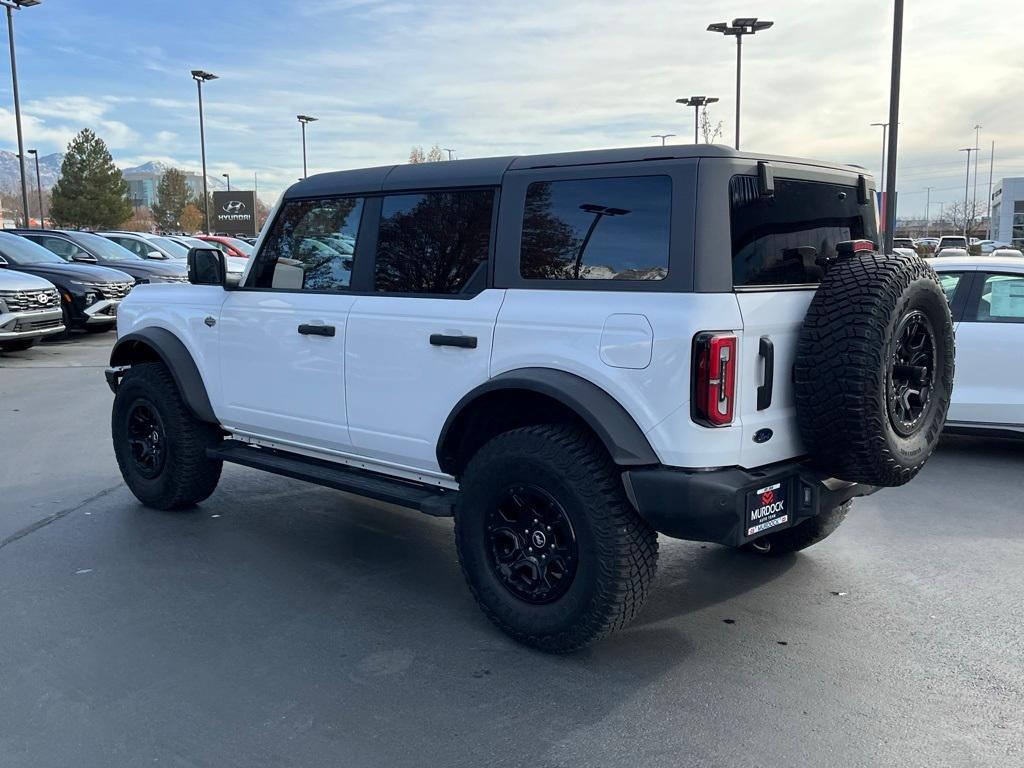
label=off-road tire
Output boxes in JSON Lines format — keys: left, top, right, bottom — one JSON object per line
{"left": 740, "top": 502, "right": 850, "bottom": 557}
{"left": 455, "top": 424, "right": 659, "bottom": 653}
{"left": 112, "top": 362, "right": 223, "bottom": 510}
{"left": 0, "top": 338, "right": 38, "bottom": 352}
{"left": 795, "top": 253, "right": 954, "bottom": 487}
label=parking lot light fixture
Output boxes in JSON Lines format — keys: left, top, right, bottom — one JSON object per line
{"left": 651, "top": 134, "right": 676, "bottom": 146}
{"left": 222, "top": 173, "right": 230, "bottom": 192}
{"left": 707, "top": 18, "right": 773, "bottom": 149}
{"left": 191, "top": 70, "right": 218, "bottom": 234}
{"left": 676, "top": 96, "right": 719, "bottom": 144}
{"left": 297, "top": 115, "right": 317, "bottom": 178}
{"left": 3, "top": 0, "right": 40, "bottom": 228}
{"left": 443, "top": 148, "right": 456, "bottom": 161}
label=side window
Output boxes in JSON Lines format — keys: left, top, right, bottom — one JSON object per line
{"left": 34, "top": 236, "right": 78, "bottom": 259}
{"left": 520, "top": 176, "right": 670, "bottom": 280}
{"left": 249, "top": 197, "right": 363, "bottom": 291}
{"left": 113, "top": 237, "right": 145, "bottom": 257}
{"left": 375, "top": 189, "right": 495, "bottom": 295}
{"left": 937, "top": 272, "right": 964, "bottom": 304}
{"left": 208, "top": 241, "right": 231, "bottom": 255}
{"left": 972, "top": 273, "right": 1024, "bottom": 323}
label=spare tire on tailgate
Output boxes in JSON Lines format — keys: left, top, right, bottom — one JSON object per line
{"left": 794, "top": 251, "right": 954, "bottom": 487}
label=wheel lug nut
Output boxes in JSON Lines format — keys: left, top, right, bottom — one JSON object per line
{"left": 528, "top": 547, "right": 533, "bottom": 552}
{"left": 546, "top": 526, "right": 551, "bottom": 531}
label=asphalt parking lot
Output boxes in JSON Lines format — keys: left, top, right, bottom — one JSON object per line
{"left": 1, "top": 334, "right": 1022, "bottom": 768}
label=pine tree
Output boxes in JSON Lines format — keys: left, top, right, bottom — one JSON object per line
{"left": 151, "top": 168, "right": 191, "bottom": 231}
{"left": 49, "top": 129, "right": 133, "bottom": 229}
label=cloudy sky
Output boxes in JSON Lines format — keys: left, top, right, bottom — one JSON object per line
{"left": 2, "top": 0, "right": 1021, "bottom": 216}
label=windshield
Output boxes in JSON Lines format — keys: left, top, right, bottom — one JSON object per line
{"left": 0, "top": 232, "right": 66, "bottom": 264}
{"left": 69, "top": 231, "right": 143, "bottom": 261}
{"left": 222, "top": 237, "right": 254, "bottom": 255}
{"left": 148, "top": 237, "right": 189, "bottom": 258}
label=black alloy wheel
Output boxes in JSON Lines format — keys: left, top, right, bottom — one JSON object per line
{"left": 887, "top": 309, "right": 937, "bottom": 437}
{"left": 126, "top": 400, "right": 167, "bottom": 479}
{"left": 486, "top": 485, "right": 579, "bottom": 604}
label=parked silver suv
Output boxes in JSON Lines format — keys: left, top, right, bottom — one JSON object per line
{"left": 0, "top": 269, "right": 64, "bottom": 352}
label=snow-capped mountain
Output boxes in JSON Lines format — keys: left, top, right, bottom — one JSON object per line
{"left": 0, "top": 150, "right": 64, "bottom": 194}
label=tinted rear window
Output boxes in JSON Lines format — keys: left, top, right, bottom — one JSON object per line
{"left": 730, "top": 176, "right": 878, "bottom": 287}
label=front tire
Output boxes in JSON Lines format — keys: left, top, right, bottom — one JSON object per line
{"left": 0, "top": 338, "right": 38, "bottom": 352}
{"left": 455, "top": 424, "right": 658, "bottom": 653}
{"left": 741, "top": 502, "right": 850, "bottom": 557}
{"left": 112, "top": 362, "right": 223, "bottom": 510}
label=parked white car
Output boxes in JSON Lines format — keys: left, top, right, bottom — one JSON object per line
{"left": 932, "top": 255, "right": 1024, "bottom": 437}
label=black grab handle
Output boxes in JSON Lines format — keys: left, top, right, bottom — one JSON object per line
{"left": 757, "top": 336, "right": 774, "bottom": 411}
{"left": 298, "top": 324, "right": 335, "bottom": 337}
{"left": 429, "top": 334, "right": 477, "bottom": 349}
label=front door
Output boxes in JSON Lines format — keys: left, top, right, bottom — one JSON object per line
{"left": 217, "top": 196, "right": 365, "bottom": 455}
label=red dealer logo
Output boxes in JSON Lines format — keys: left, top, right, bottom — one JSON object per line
{"left": 761, "top": 489, "right": 774, "bottom": 506}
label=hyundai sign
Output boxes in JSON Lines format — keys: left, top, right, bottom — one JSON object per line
{"left": 211, "top": 190, "right": 257, "bottom": 236}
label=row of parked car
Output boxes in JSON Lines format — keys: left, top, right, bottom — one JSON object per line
{"left": 892, "top": 235, "right": 1022, "bottom": 259}
{"left": 0, "top": 230, "right": 256, "bottom": 352}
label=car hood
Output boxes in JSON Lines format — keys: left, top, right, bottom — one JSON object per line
{"left": 0, "top": 268, "right": 58, "bottom": 291}
{"left": 3, "top": 262, "right": 134, "bottom": 284}
{"left": 97, "top": 259, "right": 187, "bottom": 277}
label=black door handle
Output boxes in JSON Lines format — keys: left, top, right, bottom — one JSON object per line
{"left": 757, "top": 336, "right": 774, "bottom": 411}
{"left": 429, "top": 334, "right": 477, "bottom": 349}
{"left": 298, "top": 323, "right": 335, "bottom": 337}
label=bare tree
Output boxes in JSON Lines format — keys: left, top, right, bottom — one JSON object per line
{"left": 408, "top": 144, "right": 445, "bottom": 164}
{"left": 945, "top": 200, "right": 985, "bottom": 236}
{"left": 700, "top": 108, "right": 724, "bottom": 144}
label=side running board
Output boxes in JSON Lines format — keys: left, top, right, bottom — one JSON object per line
{"left": 207, "top": 440, "right": 457, "bottom": 517}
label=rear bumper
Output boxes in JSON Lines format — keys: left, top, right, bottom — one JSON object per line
{"left": 622, "top": 460, "right": 878, "bottom": 547}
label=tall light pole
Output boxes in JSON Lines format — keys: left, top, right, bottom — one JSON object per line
{"left": 927, "top": 199, "right": 942, "bottom": 238}
{"left": 651, "top": 134, "right": 676, "bottom": 146}
{"left": 972, "top": 124, "right": 981, "bottom": 226}
{"left": 676, "top": 97, "right": 719, "bottom": 144}
{"left": 986, "top": 141, "right": 995, "bottom": 240}
{"left": 443, "top": 147, "right": 456, "bottom": 161}
{"left": 297, "top": 115, "right": 317, "bottom": 178}
{"left": 191, "top": 69, "right": 218, "bottom": 234}
{"left": 960, "top": 147, "right": 976, "bottom": 237}
{"left": 881, "top": 0, "right": 904, "bottom": 253}
{"left": 575, "top": 204, "right": 630, "bottom": 278}
{"left": 3, "top": 0, "right": 39, "bottom": 228}
{"left": 871, "top": 122, "right": 888, "bottom": 204}
{"left": 222, "top": 172, "right": 230, "bottom": 191}
{"left": 27, "top": 147, "right": 41, "bottom": 225}
{"left": 923, "top": 186, "right": 933, "bottom": 237}
{"left": 707, "top": 18, "right": 772, "bottom": 149}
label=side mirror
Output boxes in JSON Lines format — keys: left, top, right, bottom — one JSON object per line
{"left": 147, "top": 250, "right": 167, "bottom": 260}
{"left": 71, "top": 252, "right": 98, "bottom": 264}
{"left": 187, "top": 247, "right": 227, "bottom": 287}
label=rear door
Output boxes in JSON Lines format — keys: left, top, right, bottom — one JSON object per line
{"left": 948, "top": 268, "right": 1024, "bottom": 428}
{"left": 721, "top": 166, "right": 880, "bottom": 468}
{"left": 344, "top": 188, "right": 502, "bottom": 474}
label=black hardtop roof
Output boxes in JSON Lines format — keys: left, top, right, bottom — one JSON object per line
{"left": 284, "top": 144, "right": 868, "bottom": 200}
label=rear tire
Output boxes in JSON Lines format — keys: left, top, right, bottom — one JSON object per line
{"left": 455, "top": 424, "right": 658, "bottom": 653}
{"left": 795, "top": 253, "right": 954, "bottom": 487}
{"left": 112, "top": 362, "right": 223, "bottom": 510}
{"left": 0, "top": 338, "right": 38, "bottom": 352}
{"left": 741, "top": 502, "right": 850, "bottom": 557}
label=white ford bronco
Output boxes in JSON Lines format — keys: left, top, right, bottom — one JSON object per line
{"left": 106, "top": 145, "right": 955, "bottom": 652}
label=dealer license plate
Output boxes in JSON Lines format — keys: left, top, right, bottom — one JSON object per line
{"left": 745, "top": 481, "right": 790, "bottom": 538}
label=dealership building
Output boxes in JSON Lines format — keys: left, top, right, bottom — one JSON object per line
{"left": 123, "top": 165, "right": 207, "bottom": 208}
{"left": 990, "top": 177, "right": 1024, "bottom": 249}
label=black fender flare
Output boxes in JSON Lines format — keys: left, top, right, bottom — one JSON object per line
{"left": 109, "top": 328, "right": 217, "bottom": 424}
{"left": 437, "top": 367, "right": 659, "bottom": 473}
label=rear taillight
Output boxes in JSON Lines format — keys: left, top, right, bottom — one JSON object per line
{"left": 693, "top": 332, "right": 737, "bottom": 427}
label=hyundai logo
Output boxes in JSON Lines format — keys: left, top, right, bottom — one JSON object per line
{"left": 222, "top": 200, "right": 246, "bottom": 213}
{"left": 36, "top": 292, "right": 50, "bottom": 305}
